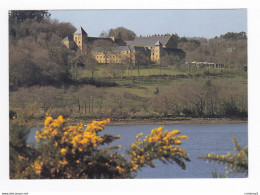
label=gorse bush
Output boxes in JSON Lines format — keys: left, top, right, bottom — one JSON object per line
{"left": 198, "top": 136, "right": 248, "bottom": 177}
{"left": 11, "top": 115, "right": 190, "bottom": 179}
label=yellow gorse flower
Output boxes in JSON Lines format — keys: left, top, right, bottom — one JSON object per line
{"left": 32, "top": 159, "right": 43, "bottom": 175}
{"left": 33, "top": 116, "right": 112, "bottom": 178}
{"left": 129, "top": 126, "right": 188, "bottom": 171}
{"left": 36, "top": 116, "right": 110, "bottom": 153}
{"left": 60, "top": 148, "right": 67, "bottom": 155}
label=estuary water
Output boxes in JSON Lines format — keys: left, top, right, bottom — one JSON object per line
{"left": 28, "top": 123, "right": 248, "bottom": 178}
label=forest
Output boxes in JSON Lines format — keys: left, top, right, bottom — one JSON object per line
{"left": 9, "top": 10, "right": 248, "bottom": 122}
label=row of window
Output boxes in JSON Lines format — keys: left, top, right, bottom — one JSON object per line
{"left": 97, "top": 59, "right": 121, "bottom": 63}
{"left": 96, "top": 55, "right": 121, "bottom": 59}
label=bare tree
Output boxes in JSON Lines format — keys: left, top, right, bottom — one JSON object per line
{"left": 106, "top": 63, "right": 125, "bottom": 78}
{"left": 77, "top": 85, "right": 96, "bottom": 114}
{"left": 92, "top": 39, "right": 116, "bottom": 64}
{"left": 121, "top": 55, "right": 133, "bottom": 76}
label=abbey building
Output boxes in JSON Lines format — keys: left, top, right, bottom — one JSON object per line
{"left": 62, "top": 27, "right": 185, "bottom": 65}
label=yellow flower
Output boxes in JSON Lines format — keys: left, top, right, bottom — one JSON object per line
{"left": 60, "top": 148, "right": 67, "bottom": 155}
{"left": 136, "top": 133, "right": 143, "bottom": 140}
{"left": 174, "top": 139, "right": 182, "bottom": 144}
{"left": 18, "top": 155, "right": 24, "bottom": 161}
{"left": 33, "top": 160, "right": 43, "bottom": 175}
{"left": 59, "top": 160, "right": 68, "bottom": 165}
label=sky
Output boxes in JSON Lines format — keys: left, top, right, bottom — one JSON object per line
{"left": 49, "top": 9, "right": 247, "bottom": 39}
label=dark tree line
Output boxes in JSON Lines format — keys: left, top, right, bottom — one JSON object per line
{"left": 9, "top": 10, "right": 77, "bottom": 90}
{"left": 9, "top": 10, "right": 51, "bottom": 23}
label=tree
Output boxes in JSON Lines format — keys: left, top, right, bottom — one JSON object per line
{"left": 10, "top": 118, "right": 39, "bottom": 179}
{"left": 9, "top": 10, "right": 51, "bottom": 24}
{"left": 68, "top": 52, "right": 84, "bottom": 84}
{"left": 134, "top": 49, "right": 150, "bottom": 76}
{"left": 99, "top": 30, "right": 108, "bottom": 38}
{"left": 32, "top": 86, "right": 63, "bottom": 114}
{"left": 92, "top": 39, "right": 116, "bottom": 64}
{"left": 76, "top": 85, "right": 96, "bottom": 114}
{"left": 10, "top": 115, "right": 190, "bottom": 179}
{"left": 160, "top": 54, "right": 180, "bottom": 67}
{"left": 106, "top": 63, "right": 126, "bottom": 78}
{"left": 107, "top": 27, "right": 136, "bottom": 41}
{"left": 9, "top": 37, "right": 43, "bottom": 89}
{"left": 151, "top": 86, "right": 182, "bottom": 117}
{"left": 121, "top": 55, "right": 134, "bottom": 76}
{"left": 81, "top": 52, "right": 98, "bottom": 79}
{"left": 9, "top": 11, "right": 77, "bottom": 88}
{"left": 220, "top": 31, "right": 247, "bottom": 41}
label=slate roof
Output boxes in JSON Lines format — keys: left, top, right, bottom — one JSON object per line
{"left": 63, "top": 36, "right": 69, "bottom": 41}
{"left": 154, "top": 40, "right": 162, "bottom": 46}
{"left": 130, "top": 36, "right": 171, "bottom": 47}
{"left": 92, "top": 46, "right": 131, "bottom": 52}
{"left": 125, "top": 41, "right": 133, "bottom": 46}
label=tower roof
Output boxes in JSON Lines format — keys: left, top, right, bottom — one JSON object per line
{"left": 74, "top": 27, "right": 87, "bottom": 35}
{"left": 62, "top": 35, "right": 73, "bottom": 41}
{"left": 154, "top": 40, "right": 162, "bottom": 46}
{"left": 63, "top": 36, "right": 69, "bottom": 41}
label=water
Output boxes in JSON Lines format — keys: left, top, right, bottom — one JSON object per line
{"left": 28, "top": 123, "right": 248, "bottom": 178}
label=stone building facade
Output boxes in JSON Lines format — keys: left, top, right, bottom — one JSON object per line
{"left": 62, "top": 27, "right": 185, "bottom": 65}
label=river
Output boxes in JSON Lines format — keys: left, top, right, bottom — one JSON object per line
{"left": 27, "top": 123, "right": 248, "bottom": 179}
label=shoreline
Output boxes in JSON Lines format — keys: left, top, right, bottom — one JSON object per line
{"left": 29, "top": 117, "right": 248, "bottom": 127}
{"left": 87, "top": 117, "right": 248, "bottom": 126}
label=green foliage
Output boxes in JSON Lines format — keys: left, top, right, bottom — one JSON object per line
{"left": 198, "top": 136, "right": 248, "bottom": 177}
{"left": 220, "top": 31, "right": 247, "bottom": 40}
{"left": 9, "top": 118, "right": 39, "bottom": 178}
{"left": 106, "top": 26, "right": 136, "bottom": 41}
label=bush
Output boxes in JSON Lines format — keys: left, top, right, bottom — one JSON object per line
{"left": 10, "top": 115, "right": 190, "bottom": 179}
{"left": 198, "top": 136, "right": 248, "bottom": 177}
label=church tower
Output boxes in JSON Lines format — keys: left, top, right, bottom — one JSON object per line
{"left": 73, "top": 27, "right": 88, "bottom": 50}
{"left": 154, "top": 40, "right": 162, "bottom": 64}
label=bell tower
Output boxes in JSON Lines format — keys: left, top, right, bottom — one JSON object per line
{"left": 154, "top": 41, "right": 162, "bottom": 64}
{"left": 73, "top": 26, "right": 88, "bottom": 50}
